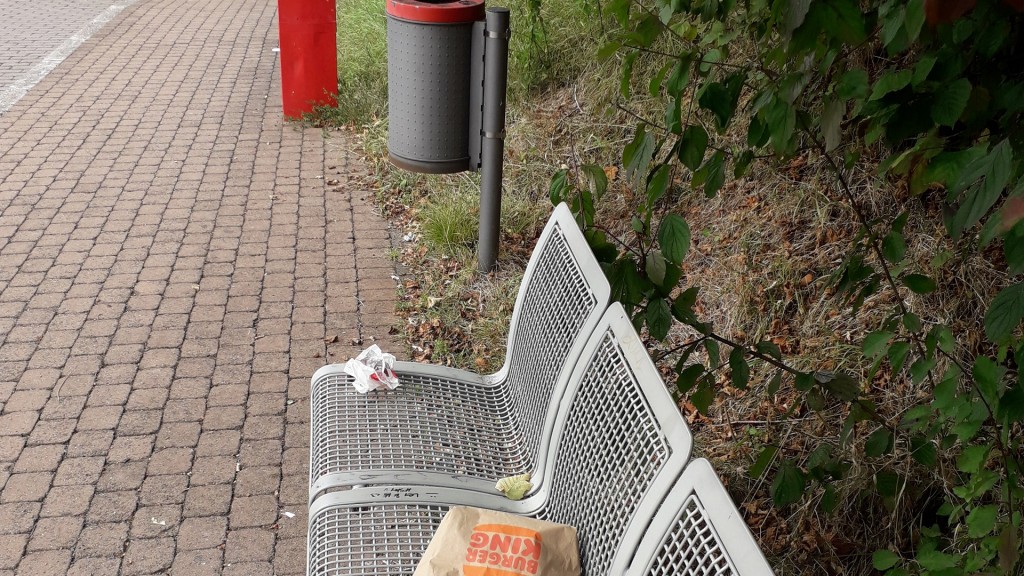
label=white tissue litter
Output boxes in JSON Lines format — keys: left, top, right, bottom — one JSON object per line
{"left": 343, "top": 344, "right": 400, "bottom": 393}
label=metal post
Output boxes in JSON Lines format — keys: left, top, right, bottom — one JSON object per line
{"left": 478, "top": 7, "right": 509, "bottom": 273}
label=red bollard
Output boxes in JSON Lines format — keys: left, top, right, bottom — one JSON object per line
{"left": 277, "top": 0, "right": 339, "bottom": 118}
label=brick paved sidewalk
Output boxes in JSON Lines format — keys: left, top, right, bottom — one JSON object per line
{"left": 0, "top": 0, "right": 401, "bottom": 574}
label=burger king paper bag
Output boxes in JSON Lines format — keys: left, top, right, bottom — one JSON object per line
{"left": 413, "top": 506, "right": 581, "bottom": 576}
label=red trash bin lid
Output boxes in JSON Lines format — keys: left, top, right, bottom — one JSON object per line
{"left": 385, "top": 0, "right": 485, "bottom": 23}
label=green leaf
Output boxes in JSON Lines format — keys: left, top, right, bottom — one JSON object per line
{"left": 755, "top": 341, "right": 782, "bottom": 360}
{"left": 549, "top": 169, "right": 569, "bottom": 206}
{"left": 835, "top": 69, "right": 868, "bottom": 101}
{"left": 765, "top": 97, "right": 796, "bottom": 153}
{"left": 749, "top": 445, "right": 778, "bottom": 479}
{"left": 771, "top": 461, "right": 806, "bottom": 506}
{"left": 747, "top": 115, "right": 769, "bottom": 148}
{"left": 665, "top": 96, "right": 682, "bottom": 134}
{"left": 910, "top": 436, "right": 937, "bottom": 467}
{"left": 734, "top": 150, "right": 754, "bottom": 178}
{"left": 678, "top": 125, "right": 708, "bottom": 171}
{"left": 645, "top": 250, "right": 668, "bottom": 286}
{"left": 694, "top": 151, "right": 726, "bottom": 197}
{"left": 954, "top": 469, "right": 999, "bottom": 500}
{"left": 865, "top": 428, "right": 893, "bottom": 457}
{"left": 957, "top": 444, "right": 990, "bottom": 474}
{"left": 705, "top": 339, "right": 720, "bottom": 366}
{"left": 584, "top": 229, "right": 618, "bottom": 263}
{"left": 879, "top": 3, "right": 905, "bottom": 48}
{"left": 815, "top": 371, "right": 860, "bottom": 401}
{"left": 795, "top": 372, "right": 815, "bottom": 391}
{"left": 646, "top": 298, "right": 673, "bottom": 341}
{"left": 998, "top": 378, "right": 1024, "bottom": 423}
{"left": 888, "top": 341, "right": 911, "bottom": 373}
{"left": 911, "top": 56, "right": 936, "bottom": 86}
{"left": 691, "top": 379, "right": 715, "bottom": 414}
{"left": 904, "top": 0, "right": 926, "bottom": 41}
{"left": 676, "top": 364, "right": 704, "bottom": 394}
{"left": 596, "top": 41, "right": 621, "bottom": 62}
{"left": 903, "top": 274, "right": 936, "bottom": 294}
{"left": 1005, "top": 222, "right": 1024, "bottom": 275}
{"left": 620, "top": 52, "right": 637, "bottom": 99}
{"left": 671, "top": 286, "right": 699, "bottom": 322}
{"left": 972, "top": 356, "right": 1003, "bottom": 410}
{"left": 666, "top": 58, "right": 691, "bottom": 98}
{"left": 817, "top": 0, "right": 867, "bottom": 44}
{"left": 658, "top": 214, "right": 691, "bottom": 264}
{"left": 930, "top": 324, "right": 955, "bottom": 354}
{"left": 729, "top": 348, "right": 749, "bottom": 389}
{"left": 863, "top": 331, "right": 893, "bottom": 359}
{"left": 932, "top": 368, "right": 959, "bottom": 410}
{"left": 985, "top": 282, "right": 1024, "bottom": 343}
{"left": 806, "top": 388, "right": 826, "bottom": 411}
{"left": 768, "top": 370, "right": 782, "bottom": 394}
{"left": 606, "top": 0, "right": 630, "bottom": 25}
{"left": 782, "top": 0, "right": 811, "bottom": 37}
{"left": 698, "top": 78, "right": 742, "bottom": 132}
{"left": 821, "top": 483, "right": 839, "bottom": 513}
{"left": 647, "top": 164, "right": 672, "bottom": 206}
{"left": 882, "top": 230, "right": 906, "bottom": 263}
{"left": 931, "top": 78, "right": 971, "bottom": 127}
{"left": 873, "top": 550, "right": 902, "bottom": 571}
{"left": 609, "top": 258, "right": 647, "bottom": 306}
{"left": 580, "top": 164, "right": 609, "bottom": 201}
{"left": 951, "top": 140, "right": 1014, "bottom": 238}
{"left": 966, "top": 505, "right": 998, "bottom": 538}
{"left": 910, "top": 357, "right": 936, "bottom": 385}
{"left": 917, "top": 548, "right": 960, "bottom": 570}
{"left": 623, "top": 125, "right": 656, "bottom": 190}
{"left": 902, "top": 312, "right": 922, "bottom": 334}
{"left": 875, "top": 470, "right": 904, "bottom": 498}
{"left": 821, "top": 99, "right": 843, "bottom": 152}
{"left": 870, "top": 70, "right": 912, "bottom": 101}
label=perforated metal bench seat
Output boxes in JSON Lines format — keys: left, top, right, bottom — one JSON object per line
{"left": 309, "top": 305, "right": 692, "bottom": 575}
{"left": 309, "top": 203, "right": 611, "bottom": 502}
{"left": 307, "top": 306, "right": 774, "bottom": 575}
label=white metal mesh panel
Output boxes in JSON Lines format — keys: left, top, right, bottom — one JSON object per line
{"left": 307, "top": 503, "right": 447, "bottom": 575}
{"left": 310, "top": 371, "right": 524, "bottom": 487}
{"left": 539, "top": 333, "right": 672, "bottom": 574}
{"left": 504, "top": 222, "right": 599, "bottom": 471}
{"left": 645, "top": 494, "right": 738, "bottom": 575}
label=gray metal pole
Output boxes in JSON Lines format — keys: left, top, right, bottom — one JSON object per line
{"left": 478, "top": 7, "right": 509, "bottom": 273}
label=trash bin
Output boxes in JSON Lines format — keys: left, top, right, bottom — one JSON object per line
{"left": 386, "top": 0, "right": 486, "bottom": 174}
{"left": 278, "top": 0, "right": 339, "bottom": 118}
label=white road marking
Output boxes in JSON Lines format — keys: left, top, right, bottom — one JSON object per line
{"left": 0, "top": 1, "right": 138, "bottom": 115}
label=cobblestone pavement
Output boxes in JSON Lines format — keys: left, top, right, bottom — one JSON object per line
{"left": 0, "top": 0, "right": 401, "bottom": 573}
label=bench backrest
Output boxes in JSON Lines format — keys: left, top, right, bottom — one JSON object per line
{"left": 499, "top": 202, "right": 611, "bottom": 484}
{"left": 535, "top": 303, "right": 693, "bottom": 574}
{"left": 627, "top": 458, "right": 775, "bottom": 575}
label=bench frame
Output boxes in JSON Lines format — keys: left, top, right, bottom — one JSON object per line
{"left": 309, "top": 203, "right": 611, "bottom": 503}
{"left": 306, "top": 205, "right": 774, "bottom": 575}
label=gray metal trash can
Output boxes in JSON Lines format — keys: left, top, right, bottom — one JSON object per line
{"left": 386, "top": 0, "right": 485, "bottom": 174}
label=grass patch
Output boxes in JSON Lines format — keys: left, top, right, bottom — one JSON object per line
{"left": 332, "top": 0, "right": 387, "bottom": 123}
{"left": 421, "top": 190, "right": 479, "bottom": 257}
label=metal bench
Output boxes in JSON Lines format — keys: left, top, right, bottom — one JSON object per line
{"left": 309, "top": 203, "right": 611, "bottom": 503}
{"left": 307, "top": 304, "right": 774, "bottom": 575}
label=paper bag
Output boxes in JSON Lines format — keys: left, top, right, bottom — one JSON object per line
{"left": 414, "top": 506, "right": 581, "bottom": 576}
